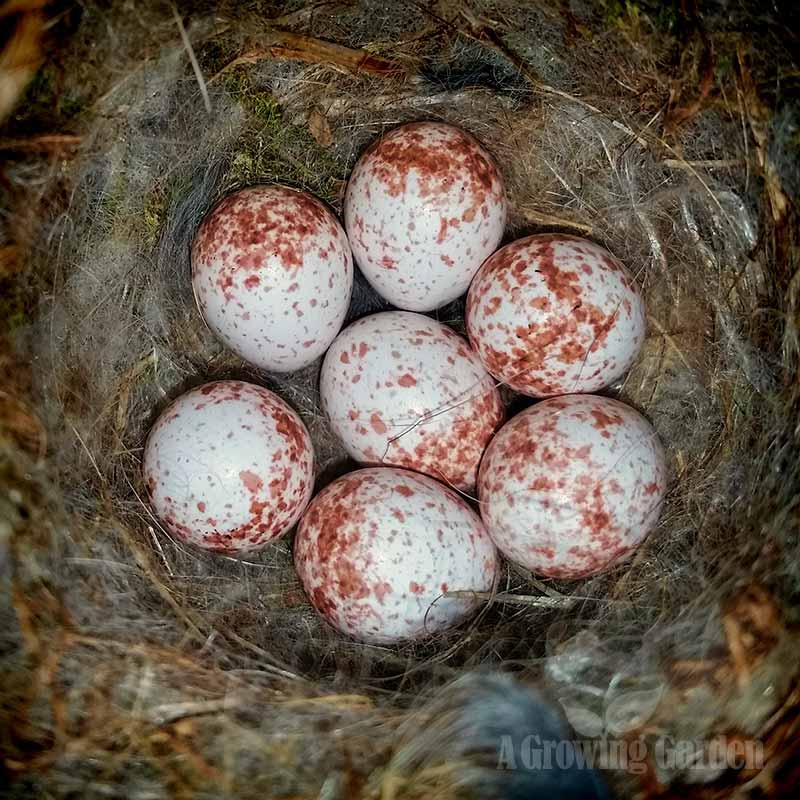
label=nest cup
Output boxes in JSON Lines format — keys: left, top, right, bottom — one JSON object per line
{"left": 1, "top": 1, "right": 799, "bottom": 798}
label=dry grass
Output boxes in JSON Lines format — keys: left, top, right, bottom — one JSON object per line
{"left": 1, "top": 0, "right": 799, "bottom": 797}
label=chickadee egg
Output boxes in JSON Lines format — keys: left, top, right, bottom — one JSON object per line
{"left": 478, "top": 394, "right": 667, "bottom": 579}
{"left": 143, "top": 380, "right": 314, "bottom": 554}
{"left": 466, "top": 234, "right": 646, "bottom": 396}
{"left": 320, "top": 311, "right": 504, "bottom": 492}
{"left": 294, "top": 468, "right": 499, "bottom": 643}
{"left": 192, "top": 185, "right": 353, "bottom": 372}
{"left": 344, "top": 122, "right": 507, "bottom": 312}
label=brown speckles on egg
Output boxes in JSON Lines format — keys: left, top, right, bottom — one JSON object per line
{"left": 142, "top": 381, "right": 315, "bottom": 556}
{"left": 466, "top": 234, "right": 646, "bottom": 397}
{"left": 478, "top": 394, "right": 667, "bottom": 579}
{"left": 294, "top": 468, "right": 498, "bottom": 643}
{"left": 321, "top": 311, "right": 504, "bottom": 492}
{"left": 343, "top": 122, "right": 507, "bottom": 312}
{"left": 191, "top": 185, "right": 353, "bottom": 372}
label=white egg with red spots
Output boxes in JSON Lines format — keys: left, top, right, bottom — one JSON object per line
{"left": 295, "top": 467, "right": 499, "bottom": 644}
{"left": 321, "top": 311, "right": 504, "bottom": 492}
{"left": 143, "top": 380, "right": 314, "bottom": 555}
{"left": 192, "top": 185, "right": 353, "bottom": 372}
{"left": 466, "top": 234, "right": 646, "bottom": 397}
{"left": 344, "top": 122, "right": 507, "bottom": 312}
{"left": 478, "top": 394, "right": 667, "bottom": 579}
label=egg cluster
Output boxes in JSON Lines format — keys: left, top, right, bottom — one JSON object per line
{"left": 143, "top": 121, "right": 666, "bottom": 644}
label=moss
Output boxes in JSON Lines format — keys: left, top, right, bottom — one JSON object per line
{"left": 223, "top": 70, "right": 346, "bottom": 203}
{"left": 142, "top": 188, "right": 167, "bottom": 248}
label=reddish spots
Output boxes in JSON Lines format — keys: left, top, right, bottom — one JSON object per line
{"left": 485, "top": 296, "right": 502, "bottom": 315}
{"left": 216, "top": 272, "right": 235, "bottom": 300}
{"left": 591, "top": 407, "right": 624, "bottom": 431}
{"left": 529, "top": 477, "right": 554, "bottom": 491}
{"left": 244, "top": 275, "right": 260, "bottom": 290}
{"left": 358, "top": 342, "right": 369, "bottom": 358}
{"left": 306, "top": 476, "right": 364, "bottom": 563}
{"left": 467, "top": 234, "right": 643, "bottom": 395}
{"left": 644, "top": 481, "right": 661, "bottom": 495}
{"left": 302, "top": 339, "right": 315, "bottom": 348}
{"left": 336, "top": 559, "right": 370, "bottom": 600}
{"left": 374, "top": 581, "right": 392, "bottom": 603}
{"left": 323, "top": 314, "right": 504, "bottom": 492}
{"left": 358, "top": 122, "right": 503, "bottom": 203}
{"left": 381, "top": 255, "right": 397, "bottom": 270}
{"left": 370, "top": 413, "right": 388, "bottom": 434}
{"left": 396, "top": 485, "right": 414, "bottom": 497}
{"left": 340, "top": 352, "right": 350, "bottom": 364}
{"left": 193, "top": 187, "right": 333, "bottom": 276}
{"left": 348, "top": 409, "right": 359, "bottom": 420}
{"left": 272, "top": 406, "right": 309, "bottom": 463}
{"left": 312, "top": 587, "right": 337, "bottom": 616}
{"left": 440, "top": 582, "right": 449, "bottom": 593}
{"left": 392, "top": 508, "right": 406, "bottom": 522}
{"left": 239, "top": 470, "right": 263, "bottom": 494}
{"left": 197, "top": 501, "right": 206, "bottom": 512}
{"left": 409, "top": 581, "right": 425, "bottom": 595}
{"left": 559, "top": 339, "right": 585, "bottom": 363}
{"left": 437, "top": 217, "right": 449, "bottom": 243}
{"left": 581, "top": 509, "right": 611, "bottom": 535}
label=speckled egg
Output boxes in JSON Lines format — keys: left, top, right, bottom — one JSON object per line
{"left": 192, "top": 185, "right": 353, "bottom": 372}
{"left": 344, "top": 122, "right": 507, "bottom": 312}
{"left": 143, "top": 380, "right": 314, "bottom": 555}
{"left": 295, "top": 467, "right": 499, "bottom": 643}
{"left": 466, "top": 234, "right": 646, "bottom": 397}
{"left": 320, "top": 311, "right": 504, "bottom": 492}
{"left": 478, "top": 394, "right": 667, "bottom": 579}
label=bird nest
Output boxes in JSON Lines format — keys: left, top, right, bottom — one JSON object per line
{"left": 1, "top": 1, "right": 799, "bottom": 798}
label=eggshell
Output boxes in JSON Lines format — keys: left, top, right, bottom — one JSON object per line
{"left": 143, "top": 380, "right": 314, "bottom": 555}
{"left": 294, "top": 467, "right": 499, "bottom": 643}
{"left": 344, "top": 122, "right": 507, "bottom": 312}
{"left": 478, "top": 394, "right": 667, "bottom": 579}
{"left": 466, "top": 234, "right": 646, "bottom": 397}
{"left": 320, "top": 311, "right": 504, "bottom": 492}
{"left": 192, "top": 185, "right": 353, "bottom": 372}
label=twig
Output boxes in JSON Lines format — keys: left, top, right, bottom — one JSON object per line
{"left": 444, "top": 590, "right": 577, "bottom": 608}
{"left": 516, "top": 207, "right": 593, "bottom": 235}
{"left": 172, "top": 6, "right": 211, "bottom": 113}
{"left": 148, "top": 696, "right": 243, "bottom": 726}
{"left": 663, "top": 158, "right": 744, "bottom": 170}
{"left": 0, "top": 134, "right": 82, "bottom": 151}
{"left": 209, "top": 32, "right": 404, "bottom": 84}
